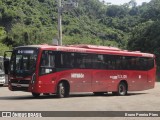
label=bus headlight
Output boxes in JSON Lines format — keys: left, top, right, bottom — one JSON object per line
{"left": 31, "top": 73, "right": 36, "bottom": 84}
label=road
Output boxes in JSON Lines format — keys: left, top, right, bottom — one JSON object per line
{"left": 0, "top": 82, "right": 160, "bottom": 120}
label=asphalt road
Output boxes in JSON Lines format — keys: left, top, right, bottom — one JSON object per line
{"left": 0, "top": 82, "right": 160, "bottom": 120}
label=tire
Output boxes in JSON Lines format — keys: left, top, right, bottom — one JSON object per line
{"left": 117, "top": 82, "right": 127, "bottom": 96}
{"left": 32, "top": 92, "right": 40, "bottom": 98}
{"left": 57, "top": 82, "right": 69, "bottom": 98}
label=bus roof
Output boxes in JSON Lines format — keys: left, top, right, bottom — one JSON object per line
{"left": 67, "top": 45, "right": 121, "bottom": 51}
{"left": 15, "top": 44, "right": 155, "bottom": 58}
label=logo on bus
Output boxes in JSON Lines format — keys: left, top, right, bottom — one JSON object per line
{"left": 110, "top": 75, "right": 127, "bottom": 80}
{"left": 71, "top": 73, "right": 84, "bottom": 79}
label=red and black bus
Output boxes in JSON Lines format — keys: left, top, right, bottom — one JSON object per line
{"left": 4, "top": 44, "right": 156, "bottom": 98}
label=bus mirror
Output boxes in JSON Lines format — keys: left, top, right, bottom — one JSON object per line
{"left": 3, "top": 51, "right": 12, "bottom": 74}
{"left": 4, "top": 58, "right": 10, "bottom": 74}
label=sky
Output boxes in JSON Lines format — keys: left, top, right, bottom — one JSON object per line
{"left": 100, "top": 0, "right": 151, "bottom": 5}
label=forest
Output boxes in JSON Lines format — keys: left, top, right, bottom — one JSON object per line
{"left": 0, "top": 0, "right": 160, "bottom": 73}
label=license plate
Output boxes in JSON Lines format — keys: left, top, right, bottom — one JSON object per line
{"left": 17, "top": 85, "right": 21, "bottom": 87}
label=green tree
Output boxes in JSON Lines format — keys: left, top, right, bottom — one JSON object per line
{"left": 128, "top": 20, "right": 160, "bottom": 71}
{"left": 0, "top": 27, "right": 6, "bottom": 41}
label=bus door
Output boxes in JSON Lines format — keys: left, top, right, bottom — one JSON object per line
{"left": 38, "top": 50, "right": 57, "bottom": 93}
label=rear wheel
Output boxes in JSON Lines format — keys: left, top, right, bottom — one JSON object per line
{"left": 117, "top": 82, "right": 127, "bottom": 96}
{"left": 32, "top": 92, "right": 40, "bottom": 98}
{"left": 57, "top": 82, "right": 69, "bottom": 98}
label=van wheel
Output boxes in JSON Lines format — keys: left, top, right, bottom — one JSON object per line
{"left": 117, "top": 82, "right": 127, "bottom": 96}
{"left": 57, "top": 82, "right": 69, "bottom": 98}
{"left": 32, "top": 92, "right": 40, "bottom": 98}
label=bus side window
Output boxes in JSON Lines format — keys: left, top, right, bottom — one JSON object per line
{"left": 147, "top": 58, "right": 154, "bottom": 70}
{"left": 40, "top": 51, "right": 55, "bottom": 75}
{"left": 96, "top": 55, "right": 106, "bottom": 69}
{"left": 104, "top": 55, "right": 116, "bottom": 70}
{"left": 74, "top": 53, "right": 84, "bottom": 69}
{"left": 60, "top": 52, "right": 75, "bottom": 68}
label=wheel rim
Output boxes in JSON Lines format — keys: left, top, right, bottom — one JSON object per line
{"left": 60, "top": 83, "right": 65, "bottom": 96}
{"left": 119, "top": 84, "right": 126, "bottom": 95}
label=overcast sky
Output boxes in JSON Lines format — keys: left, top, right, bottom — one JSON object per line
{"left": 99, "top": 0, "right": 151, "bottom": 5}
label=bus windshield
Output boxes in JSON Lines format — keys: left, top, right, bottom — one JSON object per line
{"left": 10, "top": 49, "right": 38, "bottom": 77}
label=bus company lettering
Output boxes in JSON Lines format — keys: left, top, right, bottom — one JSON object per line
{"left": 57, "top": 48, "right": 86, "bottom": 53}
{"left": 110, "top": 75, "right": 127, "bottom": 80}
{"left": 71, "top": 73, "right": 84, "bottom": 78}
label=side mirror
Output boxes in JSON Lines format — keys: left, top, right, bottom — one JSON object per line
{"left": 3, "top": 51, "right": 12, "bottom": 74}
{"left": 4, "top": 58, "right": 10, "bottom": 74}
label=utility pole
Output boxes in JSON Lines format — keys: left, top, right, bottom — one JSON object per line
{"left": 57, "top": 0, "right": 78, "bottom": 46}
{"left": 58, "top": 0, "right": 62, "bottom": 46}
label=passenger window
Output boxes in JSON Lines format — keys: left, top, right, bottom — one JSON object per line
{"left": 60, "top": 52, "right": 75, "bottom": 68}
{"left": 40, "top": 51, "right": 55, "bottom": 75}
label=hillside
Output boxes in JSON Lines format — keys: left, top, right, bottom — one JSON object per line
{"left": 0, "top": 0, "right": 142, "bottom": 49}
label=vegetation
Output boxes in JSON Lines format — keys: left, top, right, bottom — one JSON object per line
{"left": 1, "top": 0, "right": 160, "bottom": 75}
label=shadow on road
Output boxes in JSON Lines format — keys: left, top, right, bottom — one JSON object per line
{"left": 0, "top": 92, "right": 148, "bottom": 100}
{"left": 69, "top": 92, "right": 147, "bottom": 98}
{"left": 0, "top": 95, "right": 59, "bottom": 100}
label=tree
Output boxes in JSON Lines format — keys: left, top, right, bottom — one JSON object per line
{"left": 128, "top": 20, "right": 160, "bottom": 71}
{"left": 129, "top": 0, "right": 137, "bottom": 8}
{"left": 106, "top": 5, "right": 128, "bottom": 17}
{"left": 0, "top": 43, "right": 10, "bottom": 56}
{"left": 0, "top": 27, "right": 6, "bottom": 41}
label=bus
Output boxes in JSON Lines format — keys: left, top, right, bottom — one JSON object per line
{"left": 4, "top": 44, "right": 156, "bottom": 98}
{"left": 0, "top": 56, "right": 5, "bottom": 86}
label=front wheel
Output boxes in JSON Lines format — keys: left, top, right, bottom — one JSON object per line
{"left": 57, "top": 82, "right": 69, "bottom": 98}
{"left": 117, "top": 82, "right": 127, "bottom": 96}
{"left": 32, "top": 92, "right": 40, "bottom": 98}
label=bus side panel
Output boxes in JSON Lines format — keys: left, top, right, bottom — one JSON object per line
{"left": 147, "top": 68, "right": 156, "bottom": 89}
{"left": 32, "top": 73, "right": 57, "bottom": 93}
{"left": 33, "top": 69, "right": 93, "bottom": 93}
{"left": 57, "top": 69, "right": 92, "bottom": 92}
{"left": 92, "top": 70, "right": 121, "bottom": 92}
{"left": 123, "top": 70, "right": 148, "bottom": 91}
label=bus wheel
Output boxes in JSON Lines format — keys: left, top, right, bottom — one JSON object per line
{"left": 117, "top": 82, "right": 127, "bottom": 96}
{"left": 57, "top": 82, "right": 69, "bottom": 98}
{"left": 32, "top": 92, "right": 40, "bottom": 98}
